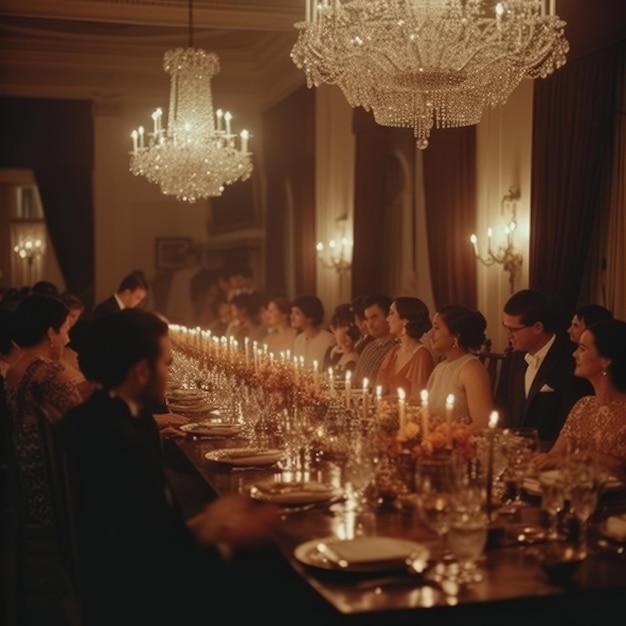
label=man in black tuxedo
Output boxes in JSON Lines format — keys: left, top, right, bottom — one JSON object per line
{"left": 91, "top": 270, "right": 148, "bottom": 319}
{"left": 494, "top": 290, "right": 591, "bottom": 448}
{"left": 60, "top": 309, "right": 278, "bottom": 625}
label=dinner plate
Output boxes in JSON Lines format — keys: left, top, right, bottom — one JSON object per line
{"left": 204, "top": 447, "right": 283, "bottom": 467}
{"left": 249, "top": 481, "right": 341, "bottom": 505}
{"left": 522, "top": 471, "right": 624, "bottom": 497}
{"left": 597, "top": 513, "right": 626, "bottom": 543}
{"left": 294, "top": 536, "right": 426, "bottom": 572}
{"left": 180, "top": 422, "right": 243, "bottom": 437}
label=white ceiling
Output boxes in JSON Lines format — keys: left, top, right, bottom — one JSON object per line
{"left": 0, "top": 1, "right": 624, "bottom": 108}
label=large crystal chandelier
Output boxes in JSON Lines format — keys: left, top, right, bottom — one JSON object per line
{"left": 291, "top": 0, "right": 569, "bottom": 148}
{"left": 129, "top": 3, "right": 252, "bottom": 202}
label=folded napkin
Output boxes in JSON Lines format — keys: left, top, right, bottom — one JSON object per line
{"left": 604, "top": 513, "right": 626, "bottom": 541}
{"left": 324, "top": 537, "right": 414, "bottom": 564}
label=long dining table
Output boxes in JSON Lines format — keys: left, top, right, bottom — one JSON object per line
{"left": 163, "top": 430, "right": 626, "bottom": 626}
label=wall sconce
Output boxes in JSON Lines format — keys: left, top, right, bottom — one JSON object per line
{"left": 315, "top": 215, "right": 352, "bottom": 275}
{"left": 470, "top": 186, "right": 523, "bottom": 294}
{"left": 13, "top": 237, "right": 45, "bottom": 265}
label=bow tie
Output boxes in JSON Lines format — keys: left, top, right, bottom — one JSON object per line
{"left": 524, "top": 353, "right": 541, "bottom": 368}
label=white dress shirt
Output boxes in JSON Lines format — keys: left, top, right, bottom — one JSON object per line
{"left": 524, "top": 333, "right": 556, "bottom": 397}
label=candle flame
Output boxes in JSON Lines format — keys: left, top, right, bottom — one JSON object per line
{"left": 420, "top": 389, "right": 428, "bottom": 403}
{"left": 363, "top": 377, "right": 369, "bottom": 390}
{"left": 397, "top": 388, "right": 406, "bottom": 400}
{"left": 445, "top": 393, "right": 455, "bottom": 408}
{"left": 488, "top": 410, "right": 499, "bottom": 429}
{"left": 345, "top": 370, "right": 352, "bottom": 382}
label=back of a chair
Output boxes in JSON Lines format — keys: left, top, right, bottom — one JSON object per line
{"left": 477, "top": 352, "right": 507, "bottom": 396}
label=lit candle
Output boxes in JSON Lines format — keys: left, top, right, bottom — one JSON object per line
{"left": 151, "top": 109, "right": 159, "bottom": 135}
{"left": 487, "top": 227, "right": 493, "bottom": 252}
{"left": 216, "top": 109, "right": 223, "bottom": 131}
{"left": 313, "top": 360, "right": 319, "bottom": 384}
{"left": 345, "top": 370, "right": 352, "bottom": 410}
{"left": 376, "top": 385, "right": 383, "bottom": 414}
{"left": 470, "top": 233, "right": 479, "bottom": 256}
{"left": 397, "top": 388, "right": 406, "bottom": 430}
{"left": 131, "top": 130, "right": 138, "bottom": 154}
{"left": 486, "top": 411, "right": 500, "bottom": 520}
{"left": 244, "top": 337, "right": 250, "bottom": 364}
{"left": 240, "top": 129, "right": 249, "bottom": 153}
{"left": 445, "top": 393, "right": 455, "bottom": 425}
{"left": 138, "top": 126, "right": 144, "bottom": 149}
{"left": 224, "top": 111, "right": 232, "bottom": 136}
{"left": 328, "top": 367, "right": 335, "bottom": 396}
{"left": 362, "top": 378, "right": 369, "bottom": 420}
{"left": 420, "top": 389, "right": 429, "bottom": 437}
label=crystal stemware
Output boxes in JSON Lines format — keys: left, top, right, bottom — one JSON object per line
{"left": 499, "top": 427, "right": 539, "bottom": 514}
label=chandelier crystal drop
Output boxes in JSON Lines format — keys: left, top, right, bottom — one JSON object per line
{"left": 129, "top": 49, "right": 253, "bottom": 202}
{"left": 291, "top": 0, "right": 569, "bottom": 148}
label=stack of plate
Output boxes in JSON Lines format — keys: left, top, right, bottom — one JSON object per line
{"left": 166, "top": 388, "right": 216, "bottom": 418}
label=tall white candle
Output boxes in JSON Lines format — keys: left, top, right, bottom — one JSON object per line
{"left": 397, "top": 388, "right": 406, "bottom": 430}
{"left": 138, "top": 126, "right": 144, "bottom": 149}
{"left": 240, "top": 129, "right": 249, "bottom": 153}
{"left": 445, "top": 393, "right": 455, "bottom": 425}
{"left": 345, "top": 370, "right": 352, "bottom": 410}
{"left": 375, "top": 385, "right": 383, "bottom": 414}
{"left": 486, "top": 411, "right": 500, "bottom": 519}
{"left": 224, "top": 111, "right": 232, "bottom": 136}
{"left": 131, "top": 130, "right": 138, "bottom": 154}
{"left": 362, "top": 378, "right": 369, "bottom": 420}
{"left": 420, "top": 389, "right": 429, "bottom": 437}
{"left": 216, "top": 109, "right": 223, "bottom": 131}
{"left": 328, "top": 367, "right": 335, "bottom": 396}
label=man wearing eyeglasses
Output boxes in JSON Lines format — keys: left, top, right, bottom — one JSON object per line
{"left": 494, "top": 289, "right": 591, "bottom": 448}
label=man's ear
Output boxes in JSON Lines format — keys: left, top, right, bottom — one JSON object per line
{"left": 531, "top": 321, "right": 545, "bottom": 334}
{"left": 130, "top": 358, "right": 150, "bottom": 387}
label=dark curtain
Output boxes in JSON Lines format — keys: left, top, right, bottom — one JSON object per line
{"left": 530, "top": 42, "right": 622, "bottom": 330}
{"left": 262, "top": 86, "right": 316, "bottom": 298}
{"left": 0, "top": 97, "right": 94, "bottom": 304}
{"left": 351, "top": 109, "right": 415, "bottom": 298}
{"left": 423, "top": 126, "right": 478, "bottom": 311}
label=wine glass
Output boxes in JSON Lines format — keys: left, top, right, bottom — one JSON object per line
{"left": 567, "top": 452, "right": 603, "bottom": 555}
{"left": 540, "top": 471, "right": 566, "bottom": 540}
{"left": 415, "top": 455, "right": 459, "bottom": 557}
{"left": 499, "top": 427, "right": 539, "bottom": 514}
{"left": 447, "top": 483, "right": 489, "bottom": 585}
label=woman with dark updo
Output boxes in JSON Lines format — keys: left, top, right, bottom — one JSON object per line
{"left": 376, "top": 297, "right": 435, "bottom": 400}
{"left": 426, "top": 305, "right": 493, "bottom": 431}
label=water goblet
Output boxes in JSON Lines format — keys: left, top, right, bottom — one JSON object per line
{"left": 499, "top": 427, "right": 539, "bottom": 514}
{"left": 567, "top": 452, "right": 602, "bottom": 555}
{"left": 540, "top": 471, "right": 566, "bottom": 540}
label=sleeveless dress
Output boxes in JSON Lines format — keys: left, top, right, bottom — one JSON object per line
{"left": 425, "top": 353, "right": 478, "bottom": 423}
{"left": 376, "top": 344, "right": 434, "bottom": 400}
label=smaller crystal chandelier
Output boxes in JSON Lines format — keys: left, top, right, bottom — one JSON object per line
{"left": 470, "top": 186, "right": 523, "bottom": 294}
{"left": 292, "top": 1, "right": 569, "bottom": 148}
{"left": 129, "top": 1, "right": 252, "bottom": 202}
{"left": 13, "top": 237, "right": 45, "bottom": 265}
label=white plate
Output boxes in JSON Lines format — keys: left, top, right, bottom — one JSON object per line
{"left": 294, "top": 536, "right": 426, "bottom": 572}
{"left": 598, "top": 513, "right": 626, "bottom": 543}
{"left": 180, "top": 422, "right": 243, "bottom": 437}
{"left": 204, "top": 447, "right": 283, "bottom": 467}
{"left": 250, "top": 481, "right": 341, "bottom": 505}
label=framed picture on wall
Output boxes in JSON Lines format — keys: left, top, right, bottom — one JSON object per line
{"left": 155, "top": 237, "right": 192, "bottom": 270}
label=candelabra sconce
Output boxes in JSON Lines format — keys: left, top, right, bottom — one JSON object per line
{"left": 315, "top": 215, "right": 353, "bottom": 275}
{"left": 470, "top": 187, "right": 523, "bottom": 294}
{"left": 13, "top": 237, "right": 45, "bottom": 265}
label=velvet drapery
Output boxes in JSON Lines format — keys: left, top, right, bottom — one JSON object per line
{"left": 530, "top": 42, "right": 623, "bottom": 329}
{"left": 0, "top": 97, "right": 94, "bottom": 304}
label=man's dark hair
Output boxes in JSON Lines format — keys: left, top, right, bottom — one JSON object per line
{"left": 363, "top": 294, "right": 393, "bottom": 317}
{"left": 291, "top": 295, "right": 325, "bottom": 328}
{"left": 79, "top": 309, "right": 168, "bottom": 390}
{"left": 350, "top": 295, "right": 368, "bottom": 321}
{"left": 32, "top": 280, "right": 59, "bottom": 296}
{"left": 574, "top": 304, "right": 613, "bottom": 326}
{"left": 503, "top": 289, "right": 555, "bottom": 332}
{"left": 117, "top": 271, "right": 148, "bottom": 294}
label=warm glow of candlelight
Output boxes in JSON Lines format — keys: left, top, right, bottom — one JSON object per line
{"left": 488, "top": 410, "right": 499, "bottom": 429}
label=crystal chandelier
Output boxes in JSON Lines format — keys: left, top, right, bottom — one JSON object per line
{"left": 129, "top": 2, "right": 252, "bottom": 202}
{"left": 291, "top": 0, "right": 569, "bottom": 148}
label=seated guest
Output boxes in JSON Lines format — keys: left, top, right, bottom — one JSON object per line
{"left": 351, "top": 295, "right": 397, "bottom": 386}
{"left": 291, "top": 295, "right": 335, "bottom": 369}
{"left": 91, "top": 270, "right": 148, "bottom": 319}
{"left": 377, "top": 297, "right": 434, "bottom": 400}
{"left": 229, "top": 291, "right": 267, "bottom": 345}
{"left": 567, "top": 304, "right": 613, "bottom": 344}
{"left": 426, "top": 305, "right": 492, "bottom": 430}
{"left": 4, "top": 295, "right": 84, "bottom": 526}
{"left": 351, "top": 295, "right": 374, "bottom": 354}
{"left": 323, "top": 304, "right": 360, "bottom": 375}
{"left": 535, "top": 319, "right": 626, "bottom": 479}
{"left": 263, "top": 296, "right": 297, "bottom": 356}
{"left": 495, "top": 289, "right": 591, "bottom": 448}
{"left": 58, "top": 291, "right": 86, "bottom": 371}
{"left": 60, "top": 309, "right": 279, "bottom": 626}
